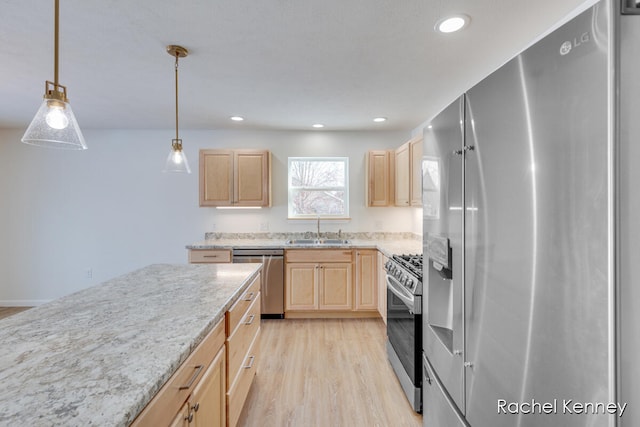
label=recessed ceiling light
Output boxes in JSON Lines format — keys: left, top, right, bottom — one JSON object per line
{"left": 312, "top": 123, "right": 324, "bottom": 128}
{"left": 230, "top": 116, "right": 244, "bottom": 121}
{"left": 435, "top": 14, "right": 470, "bottom": 33}
{"left": 373, "top": 117, "right": 387, "bottom": 123}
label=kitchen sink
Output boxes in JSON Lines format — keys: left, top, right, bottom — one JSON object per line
{"left": 285, "top": 239, "right": 351, "bottom": 246}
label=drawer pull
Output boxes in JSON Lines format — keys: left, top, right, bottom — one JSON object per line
{"left": 243, "top": 355, "right": 256, "bottom": 369}
{"left": 179, "top": 365, "right": 204, "bottom": 390}
{"left": 203, "top": 255, "right": 219, "bottom": 258}
{"left": 243, "top": 292, "right": 255, "bottom": 301}
{"left": 244, "top": 314, "right": 255, "bottom": 325}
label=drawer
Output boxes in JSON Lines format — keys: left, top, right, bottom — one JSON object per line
{"left": 227, "top": 294, "right": 261, "bottom": 383}
{"left": 286, "top": 249, "right": 353, "bottom": 263}
{"left": 131, "top": 319, "right": 225, "bottom": 427}
{"left": 227, "top": 329, "right": 261, "bottom": 427}
{"left": 226, "top": 274, "right": 260, "bottom": 334}
{"left": 188, "top": 249, "right": 232, "bottom": 263}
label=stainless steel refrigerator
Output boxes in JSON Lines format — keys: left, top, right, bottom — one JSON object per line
{"left": 422, "top": 0, "right": 638, "bottom": 426}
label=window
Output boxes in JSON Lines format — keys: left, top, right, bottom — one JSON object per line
{"left": 288, "top": 157, "right": 349, "bottom": 218}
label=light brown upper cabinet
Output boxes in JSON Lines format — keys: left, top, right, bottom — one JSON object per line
{"left": 395, "top": 136, "right": 422, "bottom": 207}
{"left": 409, "top": 136, "right": 423, "bottom": 206}
{"left": 366, "top": 150, "right": 395, "bottom": 207}
{"left": 199, "top": 149, "right": 271, "bottom": 207}
{"left": 394, "top": 142, "right": 410, "bottom": 206}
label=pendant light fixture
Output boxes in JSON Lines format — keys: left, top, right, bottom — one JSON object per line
{"left": 163, "top": 45, "right": 191, "bottom": 174}
{"left": 22, "top": 0, "right": 87, "bottom": 150}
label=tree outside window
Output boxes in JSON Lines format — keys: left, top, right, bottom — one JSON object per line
{"left": 288, "top": 157, "right": 349, "bottom": 218}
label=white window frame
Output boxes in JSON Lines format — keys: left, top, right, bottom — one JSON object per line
{"left": 287, "top": 157, "right": 350, "bottom": 219}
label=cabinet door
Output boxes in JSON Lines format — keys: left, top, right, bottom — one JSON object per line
{"left": 410, "top": 136, "right": 423, "bottom": 206}
{"left": 355, "top": 250, "right": 377, "bottom": 311}
{"left": 366, "top": 150, "right": 394, "bottom": 207}
{"left": 234, "top": 150, "right": 270, "bottom": 207}
{"left": 319, "top": 263, "right": 352, "bottom": 310}
{"left": 169, "top": 402, "right": 190, "bottom": 427}
{"left": 191, "top": 346, "right": 226, "bottom": 427}
{"left": 285, "top": 263, "right": 318, "bottom": 310}
{"left": 377, "top": 251, "right": 388, "bottom": 323}
{"left": 200, "top": 150, "right": 234, "bottom": 206}
{"left": 395, "top": 142, "right": 410, "bottom": 206}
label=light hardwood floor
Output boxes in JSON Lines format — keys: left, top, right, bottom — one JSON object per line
{"left": 237, "top": 318, "right": 422, "bottom": 427}
{"left": 0, "top": 307, "right": 31, "bottom": 320}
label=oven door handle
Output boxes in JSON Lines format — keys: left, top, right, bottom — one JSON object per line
{"left": 386, "top": 275, "right": 419, "bottom": 314}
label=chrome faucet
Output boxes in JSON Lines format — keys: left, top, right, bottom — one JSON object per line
{"left": 317, "top": 216, "right": 321, "bottom": 240}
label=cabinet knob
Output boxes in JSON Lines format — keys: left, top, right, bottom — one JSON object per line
{"left": 192, "top": 402, "right": 200, "bottom": 412}
{"left": 186, "top": 411, "right": 194, "bottom": 423}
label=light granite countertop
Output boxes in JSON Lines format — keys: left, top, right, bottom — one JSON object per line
{"left": 186, "top": 235, "right": 423, "bottom": 258}
{"left": 0, "top": 263, "right": 262, "bottom": 427}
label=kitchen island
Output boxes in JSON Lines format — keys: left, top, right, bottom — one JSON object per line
{"left": 0, "top": 263, "right": 261, "bottom": 426}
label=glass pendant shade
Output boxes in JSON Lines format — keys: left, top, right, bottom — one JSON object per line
{"left": 163, "top": 139, "right": 191, "bottom": 173}
{"left": 22, "top": 98, "right": 87, "bottom": 150}
{"left": 23, "top": 0, "right": 86, "bottom": 150}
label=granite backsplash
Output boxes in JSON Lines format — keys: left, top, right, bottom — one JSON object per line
{"left": 203, "top": 231, "right": 421, "bottom": 241}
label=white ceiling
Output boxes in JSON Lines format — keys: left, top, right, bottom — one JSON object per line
{"left": 1, "top": 0, "right": 594, "bottom": 132}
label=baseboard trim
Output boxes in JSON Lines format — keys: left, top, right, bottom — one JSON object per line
{"left": 284, "top": 311, "right": 380, "bottom": 319}
{"left": 0, "top": 300, "right": 51, "bottom": 307}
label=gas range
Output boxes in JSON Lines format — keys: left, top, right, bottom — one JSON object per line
{"left": 385, "top": 252, "right": 424, "bottom": 413}
{"left": 385, "top": 254, "right": 423, "bottom": 296}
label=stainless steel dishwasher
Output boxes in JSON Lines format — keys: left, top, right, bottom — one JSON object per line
{"left": 232, "top": 248, "right": 284, "bottom": 319}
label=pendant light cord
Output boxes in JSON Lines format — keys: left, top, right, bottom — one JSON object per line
{"left": 54, "top": 0, "right": 59, "bottom": 86}
{"left": 175, "top": 55, "right": 179, "bottom": 141}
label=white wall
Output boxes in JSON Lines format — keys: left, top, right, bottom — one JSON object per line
{"left": 0, "top": 128, "right": 421, "bottom": 304}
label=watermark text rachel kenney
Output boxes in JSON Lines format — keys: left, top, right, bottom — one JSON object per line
{"left": 497, "top": 399, "right": 627, "bottom": 417}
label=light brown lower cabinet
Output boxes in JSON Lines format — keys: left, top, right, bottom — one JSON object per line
{"left": 354, "top": 249, "right": 378, "bottom": 310}
{"left": 190, "top": 347, "right": 226, "bottom": 427}
{"left": 169, "top": 347, "right": 226, "bottom": 427}
{"left": 318, "top": 263, "right": 353, "bottom": 310}
{"left": 131, "top": 273, "right": 262, "bottom": 427}
{"left": 131, "top": 319, "right": 226, "bottom": 427}
{"left": 377, "top": 251, "right": 389, "bottom": 324}
{"left": 285, "top": 262, "right": 318, "bottom": 310}
{"left": 188, "top": 249, "right": 232, "bottom": 264}
{"left": 225, "top": 274, "right": 261, "bottom": 427}
{"left": 285, "top": 249, "right": 378, "bottom": 317}
{"left": 169, "top": 402, "right": 190, "bottom": 427}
